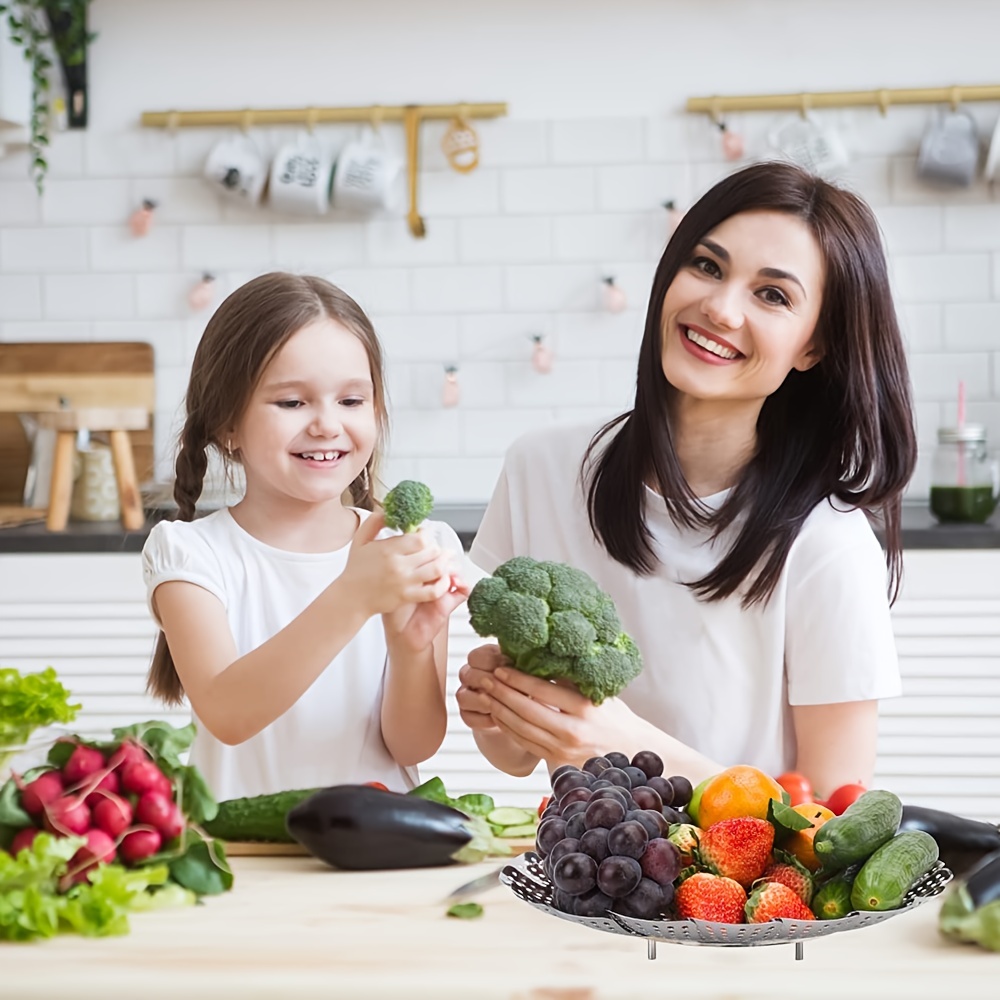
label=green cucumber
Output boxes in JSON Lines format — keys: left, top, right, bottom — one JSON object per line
{"left": 486, "top": 806, "right": 536, "bottom": 828}
{"left": 851, "top": 830, "right": 939, "bottom": 911}
{"left": 497, "top": 823, "right": 538, "bottom": 838}
{"left": 811, "top": 874, "right": 854, "bottom": 920}
{"left": 202, "top": 788, "right": 320, "bottom": 842}
{"left": 813, "top": 790, "right": 902, "bottom": 871}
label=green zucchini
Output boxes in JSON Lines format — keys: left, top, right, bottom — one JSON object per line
{"left": 851, "top": 830, "right": 939, "bottom": 911}
{"left": 813, "top": 789, "right": 902, "bottom": 871}
{"left": 202, "top": 788, "right": 320, "bottom": 842}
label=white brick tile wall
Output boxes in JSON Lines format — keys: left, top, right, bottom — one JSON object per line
{"left": 90, "top": 226, "right": 182, "bottom": 272}
{"left": 0, "top": 276, "right": 42, "bottom": 319}
{"left": 502, "top": 168, "right": 596, "bottom": 214}
{"left": 891, "top": 254, "right": 991, "bottom": 303}
{"left": 0, "top": 182, "right": 42, "bottom": 225}
{"left": 550, "top": 119, "right": 644, "bottom": 165}
{"left": 181, "top": 226, "right": 272, "bottom": 270}
{"left": 1, "top": 228, "right": 88, "bottom": 272}
{"left": 274, "top": 223, "right": 366, "bottom": 269}
{"left": 459, "top": 217, "right": 551, "bottom": 264}
{"left": 409, "top": 361, "right": 506, "bottom": 410}
{"left": 598, "top": 164, "right": 691, "bottom": 213}
{"left": 366, "top": 218, "right": 458, "bottom": 266}
{"left": 42, "top": 275, "right": 135, "bottom": 320}
{"left": 944, "top": 304, "right": 1000, "bottom": 351}
{"left": 411, "top": 266, "right": 503, "bottom": 313}
{"left": 41, "top": 180, "right": 132, "bottom": 225}
{"left": 419, "top": 170, "right": 501, "bottom": 216}
{"left": 4, "top": 112, "right": 1000, "bottom": 503}
{"left": 375, "top": 314, "right": 460, "bottom": 363}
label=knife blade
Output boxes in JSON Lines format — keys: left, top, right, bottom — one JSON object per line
{"left": 442, "top": 865, "right": 505, "bottom": 903}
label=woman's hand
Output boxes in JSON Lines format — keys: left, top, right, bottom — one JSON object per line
{"left": 456, "top": 643, "right": 511, "bottom": 734}
{"left": 473, "top": 664, "right": 653, "bottom": 768}
{"left": 382, "top": 575, "right": 470, "bottom": 654}
{"left": 343, "top": 513, "right": 454, "bottom": 616}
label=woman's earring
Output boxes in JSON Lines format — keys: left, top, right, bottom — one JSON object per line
{"left": 359, "top": 466, "right": 370, "bottom": 492}
{"left": 225, "top": 439, "right": 233, "bottom": 457}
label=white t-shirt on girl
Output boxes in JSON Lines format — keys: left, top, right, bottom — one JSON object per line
{"left": 469, "top": 423, "right": 902, "bottom": 779}
{"left": 142, "top": 508, "right": 463, "bottom": 801}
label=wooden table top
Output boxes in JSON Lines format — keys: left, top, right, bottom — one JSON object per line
{"left": 2, "top": 856, "right": 996, "bottom": 999}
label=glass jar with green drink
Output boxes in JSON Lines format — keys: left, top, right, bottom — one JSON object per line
{"left": 929, "top": 424, "right": 999, "bottom": 524}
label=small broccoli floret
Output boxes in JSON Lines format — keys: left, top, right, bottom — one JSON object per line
{"left": 383, "top": 480, "right": 434, "bottom": 533}
{"left": 467, "top": 556, "right": 642, "bottom": 704}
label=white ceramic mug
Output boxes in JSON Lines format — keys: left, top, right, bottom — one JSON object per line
{"left": 203, "top": 133, "right": 268, "bottom": 204}
{"left": 769, "top": 114, "right": 849, "bottom": 177}
{"left": 331, "top": 127, "right": 404, "bottom": 212}
{"left": 918, "top": 111, "right": 980, "bottom": 187}
{"left": 269, "top": 133, "right": 335, "bottom": 216}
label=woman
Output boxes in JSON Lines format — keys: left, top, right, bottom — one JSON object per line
{"left": 456, "top": 161, "right": 916, "bottom": 799}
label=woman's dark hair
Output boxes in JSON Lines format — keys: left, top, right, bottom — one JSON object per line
{"left": 149, "top": 272, "right": 388, "bottom": 704}
{"left": 585, "top": 161, "right": 916, "bottom": 607}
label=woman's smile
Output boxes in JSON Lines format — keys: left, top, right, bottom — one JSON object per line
{"left": 680, "top": 323, "right": 745, "bottom": 365}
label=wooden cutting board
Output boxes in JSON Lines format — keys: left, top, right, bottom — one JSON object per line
{"left": 0, "top": 342, "right": 156, "bottom": 505}
{"left": 223, "top": 837, "right": 536, "bottom": 858}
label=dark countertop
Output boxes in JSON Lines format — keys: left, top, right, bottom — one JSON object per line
{"left": 2, "top": 503, "right": 1000, "bottom": 555}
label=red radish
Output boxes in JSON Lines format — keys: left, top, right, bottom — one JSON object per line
{"left": 121, "top": 760, "right": 172, "bottom": 798}
{"left": 135, "top": 792, "right": 185, "bottom": 840}
{"left": 68, "top": 829, "right": 117, "bottom": 884}
{"left": 92, "top": 793, "right": 133, "bottom": 838}
{"left": 119, "top": 828, "right": 162, "bottom": 864}
{"left": 109, "top": 741, "right": 149, "bottom": 770}
{"left": 62, "top": 745, "right": 106, "bottom": 785}
{"left": 20, "top": 771, "right": 64, "bottom": 816}
{"left": 43, "top": 796, "right": 91, "bottom": 836}
{"left": 84, "top": 768, "right": 121, "bottom": 806}
{"left": 10, "top": 827, "right": 40, "bottom": 855}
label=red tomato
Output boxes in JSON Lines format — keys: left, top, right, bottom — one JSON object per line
{"left": 537, "top": 795, "right": 551, "bottom": 818}
{"left": 776, "top": 771, "right": 813, "bottom": 807}
{"left": 824, "top": 783, "right": 867, "bottom": 815}
{"left": 364, "top": 781, "right": 389, "bottom": 791}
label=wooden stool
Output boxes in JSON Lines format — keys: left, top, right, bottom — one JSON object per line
{"left": 37, "top": 407, "right": 149, "bottom": 532}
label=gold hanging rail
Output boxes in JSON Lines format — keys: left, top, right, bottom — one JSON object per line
{"left": 140, "top": 101, "right": 507, "bottom": 239}
{"left": 686, "top": 84, "right": 1000, "bottom": 120}
{"left": 140, "top": 102, "right": 507, "bottom": 128}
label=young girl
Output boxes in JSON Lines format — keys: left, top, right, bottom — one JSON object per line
{"left": 457, "top": 161, "right": 917, "bottom": 800}
{"left": 143, "top": 273, "right": 468, "bottom": 800}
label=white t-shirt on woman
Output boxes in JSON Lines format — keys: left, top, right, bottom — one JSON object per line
{"left": 469, "top": 423, "right": 902, "bottom": 778}
{"left": 142, "top": 508, "right": 463, "bottom": 800}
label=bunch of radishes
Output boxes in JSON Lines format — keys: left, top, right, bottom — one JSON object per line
{"left": 10, "top": 739, "right": 186, "bottom": 885}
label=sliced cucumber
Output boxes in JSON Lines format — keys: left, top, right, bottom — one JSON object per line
{"left": 486, "top": 806, "right": 536, "bottom": 828}
{"left": 498, "top": 823, "right": 538, "bottom": 839}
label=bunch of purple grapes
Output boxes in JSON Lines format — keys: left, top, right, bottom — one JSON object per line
{"left": 535, "top": 750, "right": 694, "bottom": 920}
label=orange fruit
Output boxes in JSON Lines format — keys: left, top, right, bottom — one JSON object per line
{"left": 696, "top": 765, "right": 785, "bottom": 828}
{"left": 783, "top": 802, "right": 835, "bottom": 872}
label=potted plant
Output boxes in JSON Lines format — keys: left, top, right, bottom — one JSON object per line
{"left": 0, "top": 0, "right": 95, "bottom": 192}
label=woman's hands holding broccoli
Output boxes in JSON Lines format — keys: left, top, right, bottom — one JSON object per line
{"left": 457, "top": 642, "right": 655, "bottom": 769}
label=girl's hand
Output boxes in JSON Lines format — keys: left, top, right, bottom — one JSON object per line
{"left": 343, "top": 513, "right": 454, "bottom": 616}
{"left": 382, "top": 575, "right": 470, "bottom": 653}
{"left": 477, "top": 665, "right": 647, "bottom": 768}
{"left": 455, "top": 644, "right": 512, "bottom": 734}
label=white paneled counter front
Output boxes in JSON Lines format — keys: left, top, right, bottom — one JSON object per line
{"left": 1, "top": 550, "right": 998, "bottom": 818}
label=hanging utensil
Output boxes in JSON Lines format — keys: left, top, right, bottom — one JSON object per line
{"left": 403, "top": 105, "right": 426, "bottom": 238}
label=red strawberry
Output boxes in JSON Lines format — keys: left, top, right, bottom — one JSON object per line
{"left": 667, "top": 823, "right": 701, "bottom": 867}
{"left": 745, "top": 881, "right": 815, "bottom": 923}
{"left": 697, "top": 817, "right": 774, "bottom": 888}
{"left": 675, "top": 872, "right": 747, "bottom": 924}
{"left": 759, "top": 851, "right": 814, "bottom": 905}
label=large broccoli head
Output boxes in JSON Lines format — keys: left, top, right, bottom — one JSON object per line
{"left": 383, "top": 480, "right": 434, "bottom": 532}
{"left": 467, "top": 556, "right": 642, "bottom": 704}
